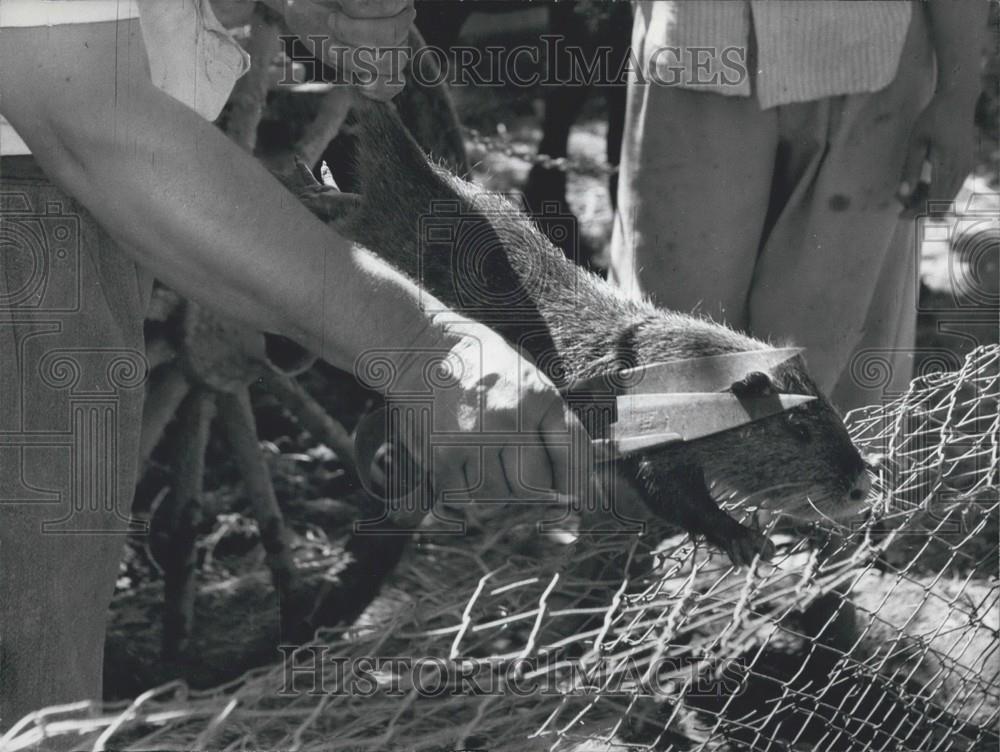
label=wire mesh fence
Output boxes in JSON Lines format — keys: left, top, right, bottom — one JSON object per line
{"left": 3, "top": 346, "right": 997, "bottom": 751}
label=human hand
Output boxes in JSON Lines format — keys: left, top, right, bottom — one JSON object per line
{"left": 360, "top": 320, "right": 596, "bottom": 525}
{"left": 898, "top": 90, "right": 978, "bottom": 218}
{"left": 281, "top": 0, "right": 415, "bottom": 101}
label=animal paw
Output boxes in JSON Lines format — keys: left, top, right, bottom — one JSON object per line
{"left": 298, "top": 188, "right": 363, "bottom": 225}
{"left": 709, "top": 518, "right": 775, "bottom": 568}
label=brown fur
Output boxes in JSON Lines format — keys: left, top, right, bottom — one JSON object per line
{"left": 303, "top": 100, "right": 869, "bottom": 564}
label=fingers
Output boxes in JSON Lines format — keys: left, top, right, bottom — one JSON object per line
{"left": 321, "top": 30, "right": 410, "bottom": 101}
{"left": 387, "top": 329, "right": 595, "bottom": 510}
{"left": 449, "top": 446, "right": 550, "bottom": 503}
{"left": 329, "top": 3, "right": 415, "bottom": 47}
{"left": 435, "top": 449, "right": 476, "bottom": 502}
{"left": 501, "top": 443, "right": 554, "bottom": 498}
{"left": 899, "top": 107, "right": 975, "bottom": 218}
{"left": 900, "top": 149, "right": 972, "bottom": 219}
{"left": 429, "top": 401, "right": 585, "bottom": 506}
{"left": 295, "top": 0, "right": 414, "bottom": 101}
{"left": 928, "top": 143, "right": 970, "bottom": 209}
{"left": 538, "top": 396, "right": 594, "bottom": 507}
{"left": 337, "top": 0, "right": 413, "bottom": 20}
{"left": 897, "top": 135, "right": 928, "bottom": 212}
{"left": 355, "top": 75, "right": 405, "bottom": 102}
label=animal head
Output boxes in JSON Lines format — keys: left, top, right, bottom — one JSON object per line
{"left": 572, "top": 321, "right": 872, "bottom": 528}
{"left": 643, "top": 354, "right": 872, "bottom": 525}
{"left": 298, "top": 98, "right": 873, "bottom": 542}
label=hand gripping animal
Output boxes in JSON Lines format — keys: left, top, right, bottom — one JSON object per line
{"left": 290, "top": 99, "right": 872, "bottom": 628}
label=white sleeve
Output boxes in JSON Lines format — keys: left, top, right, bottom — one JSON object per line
{"left": 0, "top": 1, "right": 139, "bottom": 27}
{"left": 0, "top": 0, "right": 248, "bottom": 156}
{"left": 138, "top": 0, "right": 250, "bottom": 123}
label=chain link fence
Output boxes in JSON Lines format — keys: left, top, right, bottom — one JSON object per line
{"left": 4, "top": 345, "right": 996, "bottom": 751}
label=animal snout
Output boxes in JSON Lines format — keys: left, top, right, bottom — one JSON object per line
{"left": 863, "top": 453, "right": 886, "bottom": 472}
{"left": 847, "top": 471, "right": 872, "bottom": 503}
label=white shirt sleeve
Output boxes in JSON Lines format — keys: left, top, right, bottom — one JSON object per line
{"left": 0, "top": 0, "right": 249, "bottom": 156}
{"left": 0, "top": 1, "right": 140, "bottom": 27}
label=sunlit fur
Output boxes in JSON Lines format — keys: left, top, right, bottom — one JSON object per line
{"left": 321, "top": 101, "right": 869, "bottom": 554}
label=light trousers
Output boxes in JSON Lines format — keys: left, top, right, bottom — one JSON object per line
{"left": 609, "top": 8, "right": 935, "bottom": 412}
{"left": 0, "top": 155, "right": 151, "bottom": 728}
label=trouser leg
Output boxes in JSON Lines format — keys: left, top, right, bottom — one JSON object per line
{"left": 747, "top": 9, "right": 934, "bottom": 408}
{"left": 609, "top": 30, "right": 777, "bottom": 329}
{"left": 831, "top": 220, "right": 920, "bottom": 412}
{"left": 0, "top": 158, "right": 151, "bottom": 728}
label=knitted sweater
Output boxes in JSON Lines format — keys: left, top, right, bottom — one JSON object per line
{"left": 635, "top": 0, "right": 915, "bottom": 109}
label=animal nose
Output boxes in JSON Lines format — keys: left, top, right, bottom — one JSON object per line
{"left": 863, "top": 453, "right": 885, "bottom": 472}
{"left": 848, "top": 472, "right": 872, "bottom": 503}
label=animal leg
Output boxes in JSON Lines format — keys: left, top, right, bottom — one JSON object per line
{"left": 296, "top": 187, "right": 362, "bottom": 226}
{"left": 151, "top": 388, "right": 215, "bottom": 660}
{"left": 665, "top": 464, "right": 775, "bottom": 567}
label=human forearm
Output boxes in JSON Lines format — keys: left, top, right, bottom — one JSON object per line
{"left": 924, "top": 0, "right": 989, "bottom": 101}
{"left": 0, "top": 16, "right": 593, "bottom": 518}
{"left": 0, "top": 21, "right": 454, "bottom": 379}
{"left": 898, "top": 1, "right": 988, "bottom": 209}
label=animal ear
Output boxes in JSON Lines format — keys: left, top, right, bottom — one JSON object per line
{"left": 731, "top": 371, "right": 774, "bottom": 398}
{"left": 281, "top": 157, "right": 364, "bottom": 228}
{"left": 297, "top": 188, "right": 363, "bottom": 226}
{"left": 296, "top": 157, "right": 325, "bottom": 190}
{"left": 273, "top": 157, "right": 325, "bottom": 194}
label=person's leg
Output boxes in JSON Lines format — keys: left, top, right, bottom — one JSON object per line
{"left": 0, "top": 156, "right": 150, "bottom": 727}
{"left": 747, "top": 8, "right": 935, "bottom": 409}
{"left": 609, "top": 23, "right": 778, "bottom": 330}
{"left": 831, "top": 219, "right": 919, "bottom": 411}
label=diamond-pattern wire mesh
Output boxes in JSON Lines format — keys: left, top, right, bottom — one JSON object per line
{"left": 3, "top": 346, "right": 997, "bottom": 751}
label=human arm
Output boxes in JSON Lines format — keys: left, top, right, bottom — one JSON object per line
{"left": 898, "top": 0, "right": 989, "bottom": 213}
{"left": 0, "top": 20, "right": 418, "bottom": 369}
{"left": 0, "top": 20, "right": 591, "bottom": 505}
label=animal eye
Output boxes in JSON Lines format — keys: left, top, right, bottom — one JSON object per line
{"left": 786, "top": 417, "right": 812, "bottom": 444}
{"left": 731, "top": 371, "right": 774, "bottom": 398}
